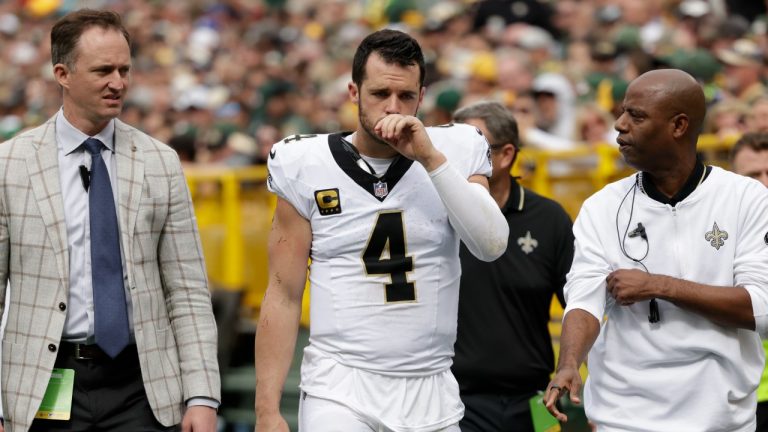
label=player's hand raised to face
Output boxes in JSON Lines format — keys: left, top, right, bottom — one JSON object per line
{"left": 374, "top": 114, "right": 445, "bottom": 171}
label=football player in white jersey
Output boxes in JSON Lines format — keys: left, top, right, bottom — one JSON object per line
{"left": 254, "top": 29, "right": 509, "bottom": 432}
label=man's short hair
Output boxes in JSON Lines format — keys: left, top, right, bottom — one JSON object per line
{"left": 51, "top": 9, "right": 130, "bottom": 69}
{"left": 351, "top": 29, "right": 425, "bottom": 88}
{"left": 453, "top": 101, "right": 520, "bottom": 148}
{"left": 730, "top": 132, "right": 768, "bottom": 164}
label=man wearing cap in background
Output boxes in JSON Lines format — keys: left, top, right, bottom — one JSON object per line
{"left": 464, "top": 52, "right": 500, "bottom": 105}
{"left": 584, "top": 38, "right": 629, "bottom": 115}
{"left": 424, "top": 87, "right": 463, "bottom": 126}
{"left": 530, "top": 72, "right": 576, "bottom": 143}
{"left": 668, "top": 48, "right": 722, "bottom": 103}
{"left": 717, "top": 38, "right": 767, "bottom": 105}
{"left": 502, "top": 25, "right": 558, "bottom": 73}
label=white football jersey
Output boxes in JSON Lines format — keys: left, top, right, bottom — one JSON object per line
{"left": 267, "top": 123, "right": 491, "bottom": 376}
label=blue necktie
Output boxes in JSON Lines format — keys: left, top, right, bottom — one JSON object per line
{"left": 85, "top": 138, "right": 130, "bottom": 358}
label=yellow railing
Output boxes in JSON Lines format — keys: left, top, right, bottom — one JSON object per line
{"left": 186, "top": 165, "right": 270, "bottom": 288}
{"left": 185, "top": 134, "right": 738, "bottom": 325}
{"left": 513, "top": 144, "right": 631, "bottom": 219}
{"left": 514, "top": 133, "right": 738, "bottom": 219}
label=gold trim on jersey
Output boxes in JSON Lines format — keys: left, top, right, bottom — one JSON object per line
{"left": 361, "top": 210, "right": 417, "bottom": 304}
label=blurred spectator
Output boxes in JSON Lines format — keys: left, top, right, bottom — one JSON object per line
{"left": 573, "top": 103, "right": 617, "bottom": 146}
{"left": 213, "top": 131, "right": 259, "bottom": 167}
{"left": 672, "top": 0, "right": 714, "bottom": 51}
{"left": 725, "top": 0, "right": 768, "bottom": 24}
{"left": 730, "top": 131, "right": 768, "bottom": 187}
{"left": 704, "top": 99, "right": 750, "bottom": 140}
{"left": 463, "top": 51, "right": 499, "bottom": 104}
{"left": 251, "top": 79, "right": 311, "bottom": 137}
{"left": 716, "top": 38, "right": 767, "bottom": 104}
{"left": 709, "top": 15, "right": 752, "bottom": 54}
{"left": 501, "top": 24, "right": 558, "bottom": 73}
{"left": 552, "top": 0, "right": 597, "bottom": 41}
{"left": 429, "top": 1, "right": 473, "bottom": 42}
{"left": 665, "top": 48, "right": 721, "bottom": 84}
{"left": 618, "top": 0, "right": 665, "bottom": 53}
{"left": 652, "top": 48, "right": 721, "bottom": 103}
{"left": 748, "top": 96, "right": 768, "bottom": 134}
{"left": 496, "top": 49, "right": 535, "bottom": 99}
{"left": 587, "top": 39, "right": 621, "bottom": 79}
{"left": 531, "top": 72, "right": 576, "bottom": 141}
{"left": 505, "top": 90, "right": 571, "bottom": 152}
{"left": 253, "top": 124, "right": 280, "bottom": 164}
{"left": 583, "top": 38, "right": 629, "bottom": 113}
{"left": 423, "top": 86, "right": 463, "bottom": 126}
{"left": 0, "top": 0, "right": 763, "bottom": 173}
{"left": 168, "top": 133, "right": 197, "bottom": 164}
{"left": 473, "top": 0, "right": 557, "bottom": 38}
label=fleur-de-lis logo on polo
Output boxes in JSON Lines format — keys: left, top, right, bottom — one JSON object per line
{"left": 705, "top": 222, "right": 728, "bottom": 250}
{"left": 518, "top": 231, "right": 538, "bottom": 254}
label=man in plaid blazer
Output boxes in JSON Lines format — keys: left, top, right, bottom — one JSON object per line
{"left": 0, "top": 9, "right": 219, "bottom": 432}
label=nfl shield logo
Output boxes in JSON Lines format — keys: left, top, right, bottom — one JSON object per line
{"left": 373, "top": 181, "right": 389, "bottom": 198}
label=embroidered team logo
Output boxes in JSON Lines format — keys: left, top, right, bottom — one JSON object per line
{"left": 704, "top": 222, "right": 728, "bottom": 250}
{"left": 373, "top": 181, "right": 389, "bottom": 199}
{"left": 518, "top": 230, "right": 538, "bottom": 254}
{"left": 314, "top": 189, "right": 341, "bottom": 216}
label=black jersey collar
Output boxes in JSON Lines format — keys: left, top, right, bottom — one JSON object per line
{"left": 501, "top": 176, "right": 525, "bottom": 214}
{"left": 329, "top": 132, "right": 414, "bottom": 202}
{"left": 639, "top": 156, "right": 711, "bottom": 206}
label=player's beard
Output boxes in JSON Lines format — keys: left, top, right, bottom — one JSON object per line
{"left": 357, "top": 103, "right": 393, "bottom": 150}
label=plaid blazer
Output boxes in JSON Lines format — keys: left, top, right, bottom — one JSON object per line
{"left": 0, "top": 117, "right": 220, "bottom": 431}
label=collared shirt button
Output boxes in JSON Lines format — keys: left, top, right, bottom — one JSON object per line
{"left": 58, "top": 302, "right": 66, "bottom": 311}
{"left": 48, "top": 344, "right": 56, "bottom": 352}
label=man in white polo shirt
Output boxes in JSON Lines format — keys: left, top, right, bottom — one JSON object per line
{"left": 544, "top": 69, "right": 768, "bottom": 431}
{"left": 731, "top": 131, "right": 768, "bottom": 431}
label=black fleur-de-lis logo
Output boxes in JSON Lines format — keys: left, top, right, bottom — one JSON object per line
{"left": 704, "top": 222, "right": 728, "bottom": 250}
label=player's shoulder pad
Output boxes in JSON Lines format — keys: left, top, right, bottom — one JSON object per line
{"left": 426, "top": 122, "right": 489, "bottom": 152}
{"left": 268, "top": 133, "right": 328, "bottom": 165}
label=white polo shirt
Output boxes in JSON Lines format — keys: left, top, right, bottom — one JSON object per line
{"left": 564, "top": 167, "right": 768, "bottom": 431}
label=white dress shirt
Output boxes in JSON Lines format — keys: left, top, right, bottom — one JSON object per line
{"left": 56, "top": 111, "right": 133, "bottom": 343}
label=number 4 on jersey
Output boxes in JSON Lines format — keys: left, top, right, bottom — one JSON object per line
{"left": 362, "top": 211, "right": 416, "bottom": 302}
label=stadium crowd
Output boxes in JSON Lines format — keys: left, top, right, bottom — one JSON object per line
{"left": 0, "top": 0, "right": 767, "bottom": 167}
{"left": 1, "top": 1, "right": 768, "bottom": 430}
